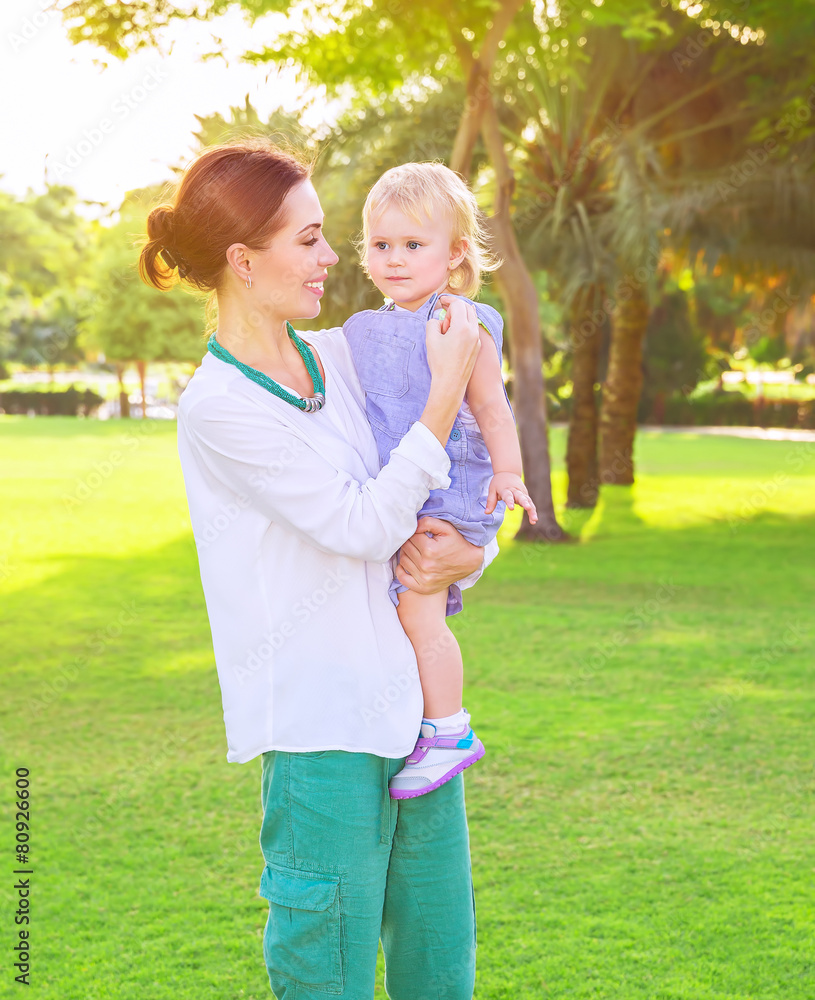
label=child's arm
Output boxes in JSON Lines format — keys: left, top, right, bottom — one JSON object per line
{"left": 465, "top": 326, "right": 538, "bottom": 523}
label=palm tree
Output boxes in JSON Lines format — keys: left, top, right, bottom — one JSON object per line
{"left": 503, "top": 14, "right": 798, "bottom": 500}
{"left": 505, "top": 33, "right": 662, "bottom": 502}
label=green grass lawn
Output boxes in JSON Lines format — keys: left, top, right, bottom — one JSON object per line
{"left": 1, "top": 416, "right": 813, "bottom": 999}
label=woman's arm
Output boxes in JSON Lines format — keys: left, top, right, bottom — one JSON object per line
{"left": 183, "top": 396, "right": 449, "bottom": 564}
{"left": 181, "top": 300, "right": 482, "bottom": 565}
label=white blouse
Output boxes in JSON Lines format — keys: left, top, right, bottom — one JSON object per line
{"left": 177, "top": 325, "right": 498, "bottom": 763}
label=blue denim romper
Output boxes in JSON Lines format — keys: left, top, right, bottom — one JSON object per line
{"left": 343, "top": 290, "right": 514, "bottom": 616}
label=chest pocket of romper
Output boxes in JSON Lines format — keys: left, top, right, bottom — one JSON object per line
{"left": 356, "top": 328, "right": 411, "bottom": 398}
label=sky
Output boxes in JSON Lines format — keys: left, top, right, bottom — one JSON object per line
{"left": 0, "top": 1, "right": 335, "bottom": 212}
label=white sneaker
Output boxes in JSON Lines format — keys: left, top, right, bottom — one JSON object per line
{"left": 389, "top": 713, "right": 485, "bottom": 799}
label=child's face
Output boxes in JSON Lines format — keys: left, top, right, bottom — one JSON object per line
{"left": 365, "top": 203, "right": 466, "bottom": 312}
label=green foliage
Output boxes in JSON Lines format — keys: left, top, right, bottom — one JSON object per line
{"left": 502, "top": 22, "right": 669, "bottom": 348}
{"left": 191, "top": 96, "right": 317, "bottom": 154}
{"left": 639, "top": 277, "right": 709, "bottom": 413}
{"left": 51, "top": 0, "right": 815, "bottom": 386}
{"left": 78, "top": 187, "right": 206, "bottom": 365}
{"left": 748, "top": 333, "right": 789, "bottom": 365}
{"left": 0, "top": 185, "right": 89, "bottom": 366}
{"left": 59, "top": 0, "right": 233, "bottom": 58}
{"left": 242, "top": 0, "right": 526, "bottom": 99}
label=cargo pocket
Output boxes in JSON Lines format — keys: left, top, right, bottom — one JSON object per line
{"left": 259, "top": 861, "right": 344, "bottom": 993}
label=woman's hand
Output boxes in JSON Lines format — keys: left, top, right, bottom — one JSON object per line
{"left": 394, "top": 516, "right": 484, "bottom": 594}
{"left": 419, "top": 297, "right": 481, "bottom": 446}
{"left": 425, "top": 295, "right": 481, "bottom": 388}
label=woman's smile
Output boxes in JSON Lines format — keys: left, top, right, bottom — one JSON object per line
{"left": 304, "top": 275, "right": 326, "bottom": 297}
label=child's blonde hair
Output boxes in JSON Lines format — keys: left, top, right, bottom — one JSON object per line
{"left": 357, "top": 162, "right": 501, "bottom": 299}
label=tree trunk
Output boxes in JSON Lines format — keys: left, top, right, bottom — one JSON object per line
{"left": 450, "top": 59, "right": 491, "bottom": 176}
{"left": 598, "top": 281, "right": 649, "bottom": 484}
{"left": 566, "top": 290, "right": 603, "bottom": 508}
{"left": 481, "top": 104, "right": 569, "bottom": 542}
{"left": 116, "top": 364, "right": 130, "bottom": 419}
{"left": 448, "top": 0, "right": 526, "bottom": 171}
{"left": 446, "top": 3, "right": 567, "bottom": 542}
{"left": 136, "top": 359, "right": 147, "bottom": 420}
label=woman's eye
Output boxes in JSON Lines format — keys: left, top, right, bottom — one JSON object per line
{"left": 305, "top": 237, "right": 319, "bottom": 247}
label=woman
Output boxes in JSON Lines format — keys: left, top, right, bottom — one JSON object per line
{"left": 138, "top": 139, "right": 496, "bottom": 999}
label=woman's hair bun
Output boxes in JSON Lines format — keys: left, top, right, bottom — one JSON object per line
{"left": 147, "top": 205, "right": 175, "bottom": 244}
{"left": 138, "top": 139, "right": 312, "bottom": 293}
{"left": 139, "top": 204, "right": 181, "bottom": 290}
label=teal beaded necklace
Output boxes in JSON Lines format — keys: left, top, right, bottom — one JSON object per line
{"left": 206, "top": 322, "right": 326, "bottom": 412}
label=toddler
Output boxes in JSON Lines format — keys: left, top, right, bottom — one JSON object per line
{"left": 343, "top": 162, "right": 537, "bottom": 799}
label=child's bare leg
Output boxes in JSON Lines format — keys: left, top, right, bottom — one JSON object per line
{"left": 396, "top": 587, "right": 461, "bottom": 718}
{"left": 389, "top": 586, "right": 485, "bottom": 799}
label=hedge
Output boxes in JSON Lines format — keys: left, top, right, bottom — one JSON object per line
{"left": 550, "top": 390, "right": 815, "bottom": 429}
{"left": 0, "top": 386, "right": 105, "bottom": 417}
{"left": 657, "top": 391, "right": 815, "bottom": 429}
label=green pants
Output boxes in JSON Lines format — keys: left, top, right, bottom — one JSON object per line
{"left": 258, "top": 749, "right": 477, "bottom": 999}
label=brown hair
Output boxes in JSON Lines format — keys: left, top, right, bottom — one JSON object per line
{"left": 139, "top": 139, "right": 312, "bottom": 292}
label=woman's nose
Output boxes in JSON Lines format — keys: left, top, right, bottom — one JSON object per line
{"left": 321, "top": 241, "right": 339, "bottom": 267}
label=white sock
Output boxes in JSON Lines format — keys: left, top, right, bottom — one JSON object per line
{"left": 423, "top": 708, "right": 469, "bottom": 734}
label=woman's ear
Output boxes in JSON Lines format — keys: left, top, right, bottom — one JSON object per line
{"left": 449, "top": 237, "right": 469, "bottom": 271}
{"left": 225, "top": 242, "right": 252, "bottom": 283}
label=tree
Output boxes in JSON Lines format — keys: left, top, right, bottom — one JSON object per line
{"left": 244, "top": 0, "right": 815, "bottom": 506}
{"left": 638, "top": 272, "right": 709, "bottom": 424}
{"left": 0, "top": 185, "right": 89, "bottom": 373}
{"left": 59, "top": 0, "right": 815, "bottom": 471}
{"left": 505, "top": 3, "right": 815, "bottom": 497}
{"left": 79, "top": 187, "right": 206, "bottom": 417}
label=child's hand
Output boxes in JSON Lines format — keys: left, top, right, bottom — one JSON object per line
{"left": 486, "top": 472, "right": 538, "bottom": 523}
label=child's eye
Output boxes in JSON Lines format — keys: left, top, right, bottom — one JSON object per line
{"left": 407, "top": 241, "right": 421, "bottom": 250}
{"left": 375, "top": 241, "right": 389, "bottom": 250}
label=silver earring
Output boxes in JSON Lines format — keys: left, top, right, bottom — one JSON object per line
{"left": 245, "top": 275, "right": 252, "bottom": 289}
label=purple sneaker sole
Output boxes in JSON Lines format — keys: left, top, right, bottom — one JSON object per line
{"left": 388, "top": 741, "right": 486, "bottom": 800}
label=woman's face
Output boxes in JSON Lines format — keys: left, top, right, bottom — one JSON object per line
{"left": 244, "top": 179, "right": 339, "bottom": 322}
